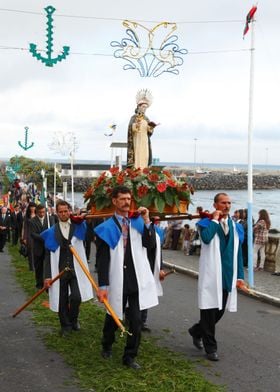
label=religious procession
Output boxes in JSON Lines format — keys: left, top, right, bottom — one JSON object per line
{"left": 1, "top": 2, "right": 280, "bottom": 392}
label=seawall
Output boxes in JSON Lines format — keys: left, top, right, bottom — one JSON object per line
{"left": 58, "top": 172, "right": 280, "bottom": 193}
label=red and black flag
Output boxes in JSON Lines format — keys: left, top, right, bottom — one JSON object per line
{"left": 243, "top": 5, "right": 257, "bottom": 38}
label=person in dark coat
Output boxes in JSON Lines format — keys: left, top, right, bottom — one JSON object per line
{"left": 10, "top": 204, "right": 24, "bottom": 246}
{"left": 0, "top": 206, "right": 11, "bottom": 252}
{"left": 30, "top": 204, "right": 55, "bottom": 289}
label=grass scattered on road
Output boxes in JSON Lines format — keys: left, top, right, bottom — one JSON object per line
{"left": 10, "top": 245, "right": 225, "bottom": 392}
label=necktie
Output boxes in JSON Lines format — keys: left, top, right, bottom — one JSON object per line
{"left": 221, "top": 219, "right": 229, "bottom": 235}
{"left": 122, "top": 218, "right": 128, "bottom": 252}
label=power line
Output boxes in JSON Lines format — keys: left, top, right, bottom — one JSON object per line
{"left": 0, "top": 7, "right": 244, "bottom": 24}
{"left": 0, "top": 45, "right": 250, "bottom": 56}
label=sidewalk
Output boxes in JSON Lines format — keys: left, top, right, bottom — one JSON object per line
{"left": 162, "top": 249, "right": 280, "bottom": 307}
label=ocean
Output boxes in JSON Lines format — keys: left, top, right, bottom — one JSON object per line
{"left": 74, "top": 189, "right": 280, "bottom": 230}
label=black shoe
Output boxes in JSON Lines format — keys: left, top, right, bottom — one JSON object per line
{"left": 206, "top": 352, "right": 219, "bottom": 361}
{"left": 141, "top": 323, "right": 151, "bottom": 332}
{"left": 72, "top": 321, "right": 81, "bottom": 331}
{"left": 272, "top": 272, "right": 280, "bottom": 276}
{"left": 60, "top": 327, "right": 72, "bottom": 337}
{"left": 101, "top": 349, "right": 112, "bottom": 359}
{"left": 188, "top": 329, "right": 203, "bottom": 350}
{"left": 123, "top": 359, "right": 141, "bottom": 370}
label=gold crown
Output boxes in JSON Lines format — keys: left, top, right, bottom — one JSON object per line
{"left": 136, "top": 89, "right": 153, "bottom": 107}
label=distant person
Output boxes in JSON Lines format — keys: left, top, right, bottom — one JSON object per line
{"left": 232, "top": 210, "right": 240, "bottom": 222}
{"left": 30, "top": 204, "right": 55, "bottom": 289}
{"left": 238, "top": 209, "right": 248, "bottom": 267}
{"left": 0, "top": 206, "right": 11, "bottom": 252}
{"left": 21, "top": 202, "right": 37, "bottom": 271}
{"left": 182, "top": 224, "right": 192, "bottom": 255}
{"left": 188, "top": 193, "right": 244, "bottom": 361}
{"left": 170, "top": 220, "right": 183, "bottom": 250}
{"left": 10, "top": 204, "right": 24, "bottom": 246}
{"left": 253, "top": 209, "right": 271, "bottom": 271}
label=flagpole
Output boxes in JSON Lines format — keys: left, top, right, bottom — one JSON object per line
{"left": 53, "top": 162, "right": 57, "bottom": 211}
{"left": 247, "top": 14, "right": 256, "bottom": 288}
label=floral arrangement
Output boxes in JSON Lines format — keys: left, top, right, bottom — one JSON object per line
{"left": 84, "top": 167, "right": 193, "bottom": 213}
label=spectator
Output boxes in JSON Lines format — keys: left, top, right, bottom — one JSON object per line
{"left": 253, "top": 209, "right": 271, "bottom": 271}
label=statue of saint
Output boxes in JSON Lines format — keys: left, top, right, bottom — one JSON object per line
{"left": 127, "top": 89, "right": 157, "bottom": 169}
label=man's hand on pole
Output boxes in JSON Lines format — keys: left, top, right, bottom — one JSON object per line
{"left": 97, "top": 289, "right": 108, "bottom": 303}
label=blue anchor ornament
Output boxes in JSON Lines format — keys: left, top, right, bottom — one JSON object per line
{"left": 18, "top": 127, "right": 34, "bottom": 151}
{"left": 29, "top": 5, "right": 70, "bottom": 67}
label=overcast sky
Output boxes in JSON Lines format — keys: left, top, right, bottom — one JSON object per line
{"left": 0, "top": 0, "right": 279, "bottom": 167}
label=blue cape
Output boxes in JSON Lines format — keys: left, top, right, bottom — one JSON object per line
{"left": 197, "top": 218, "right": 244, "bottom": 243}
{"left": 41, "top": 222, "right": 87, "bottom": 252}
{"left": 94, "top": 215, "right": 145, "bottom": 249}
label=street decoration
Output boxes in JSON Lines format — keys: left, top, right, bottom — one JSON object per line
{"left": 111, "top": 20, "right": 187, "bottom": 77}
{"left": 5, "top": 157, "right": 21, "bottom": 182}
{"left": 29, "top": 5, "right": 70, "bottom": 67}
{"left": 104, "top": 124, "right": 117, "bottom": 136}
{"left": 18, "top": 126, "right": 34, "bottom": 151}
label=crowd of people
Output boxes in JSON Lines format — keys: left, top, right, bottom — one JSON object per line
{"left": 0, "top": 182, "right": 275, "bottom": 366}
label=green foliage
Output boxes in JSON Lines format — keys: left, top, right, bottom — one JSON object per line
{"left": 9, "top": 245, "right": 224, "bottom": 392}
{"left": 84, "top": 167, "right": 193, "bottom": 213}
{"left": 9, "top": 155, "right": 60, "bottom": 188}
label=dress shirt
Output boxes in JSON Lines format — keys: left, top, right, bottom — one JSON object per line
{"left": 59, "top": 219, "right": 71, "bottom": 239}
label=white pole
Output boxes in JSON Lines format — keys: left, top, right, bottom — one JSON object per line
{"left": 247, "top": 15, "right": 256, "bottom": 287}
{"left": 70, "top": 151, "right": 75, "bottom": 211}
{"left": 53, "top": 162, "right": 57, "bottom": 211}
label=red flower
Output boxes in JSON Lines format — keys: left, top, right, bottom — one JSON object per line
{"left": 142, "top": 168, "right": 150, "bottom": 174}
{"left": 166, "top": 179, "right": 176, "bottom": 187}
{"left": 116, "top": 175, "right": 124, "bottom": 184}
{"left": 109, "top": 166, "right": 120, "bottom": 175}
{"left": 137, "top": 185, "right": 148, "bottom": 198}
{"left": 156, "top": 183, "right": 167, "bottom": 193}
{"left": 163, "top": 170, "right": 172, "bottom": 178}
{"left": 148, "top": 173, "right": 159, "bottom": 182}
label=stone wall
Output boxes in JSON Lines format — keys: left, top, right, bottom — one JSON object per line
{"left": 59, "top": 173, "right": 280, "bottom": 194}
{"left": 187, "top": 173, "right": 280, "bottom": 190}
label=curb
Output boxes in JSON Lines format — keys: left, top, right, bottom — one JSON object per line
{"left": 163, "top": 261, "right": 280, "bottom": 308}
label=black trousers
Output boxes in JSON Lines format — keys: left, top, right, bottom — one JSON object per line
{"left": 102, "top": 291, "right": 142, "bottom": 362}
{"left": 171, "top": 229, "right": 181, "bottom": 250}
{"left": 12, "top": 228, "right": 20, "bottom": 246}
{"left": 33, "top": 253, "right": 44, "bottom": 289}
{"left": 189, "top": 290, "right": 229, "bottom": 354}
{"left": 0, "top": 232, "right": 7, "bottom": 250}
{"left": 58, "top": 271, "right": 81, "bottom": 329}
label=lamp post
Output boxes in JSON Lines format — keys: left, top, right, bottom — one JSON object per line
{"left": 49, "top": 131, "right": 78, "bottom": 211}
{"left": 41, "top": 168, "right": 50, "bottom": 227}
{"left": 193, "top": 138, "right": 198, "bottom": 175}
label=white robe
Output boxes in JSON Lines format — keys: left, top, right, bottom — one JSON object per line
{"left": 48, "top": 236, "right": 94, "bottom": 312}
{"left": 107, "top": 225, "right": 162, "bottom": 320}
{"left": 198, "top": 222, "right": 239, "bottom": 312}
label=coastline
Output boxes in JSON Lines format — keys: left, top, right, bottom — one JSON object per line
{"left": 59, "top": 171, "right": 280, "bottom": 193}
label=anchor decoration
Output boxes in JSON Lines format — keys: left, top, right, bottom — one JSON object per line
{"left": 111, "top": 20, "right": 188, "bottom": 77}
{"left": 18, "top": 127, "right": 34, "bottom": 151}
{"left": 29, "top": 5, "right": 70, "bottom": 67}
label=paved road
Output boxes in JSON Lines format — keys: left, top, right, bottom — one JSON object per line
{"left": 148, "top": 271, "right": 280, "bottom": 392}
{"left": 0, "top": 250, "right": 83, "bottom": 392}
{"left": 2, "top": 246, "right": 280, "bottom": 392}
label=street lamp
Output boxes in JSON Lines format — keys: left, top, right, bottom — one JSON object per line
{"left": 194, "top": 138, "right": 198, "bottom": 175}
{"left": 265, "top": 147, "right": 268, "bottom": 167}
{"left": 49, "top": 132, "right": 78, "bottom": 210}
{"left": 41, "top": 168, "right": 50, "bottom": 227}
